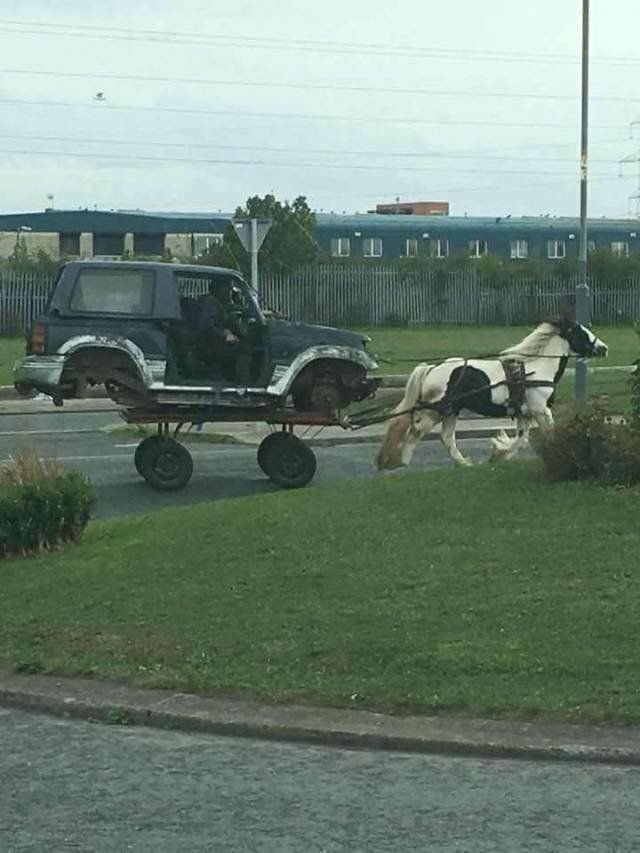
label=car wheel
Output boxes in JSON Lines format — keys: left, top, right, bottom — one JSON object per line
{"left": 260, "top": 432, "right": 317, "bottom": 489}
{"left": 138, "top": 437, "right": 194, "bottom": 491}
{"left": 134, "top": 435, "right": 164, "bottom": 476}
{"left": 256, "top": 432, "right": 283, "bottom": 475}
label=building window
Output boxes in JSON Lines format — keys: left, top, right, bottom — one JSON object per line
{"left": 330, "top": 237, "right": 351, "bottom": 258}
{"left": 404, "top": 238, "right": 418, "bottom": 258}
{"left": 93, "top": 233, "right": 125, "bottom": 256}
{"left": 510, "top": 239, "right": 528, "bottom": 259}
{"left": 60, "top": 232, "right": 80, "bottom": 256}
{"left": 193, "top": 233, "right": 224, "bottom": 257}
{"left": 430, "top": 238, "right": 449, "bottom": 259}
{"left": 611, "top": 241, "right": 629, "bottom": 257}
{"left": 469, "top": 239, "right": 488, "bottom": 258}
{"left": 547, "top": 240, "right": 566, "bottom": 259}
{"left": 70, "top": 268, "right": 154, "bottom": 314}
{"left": 363, "top": 237, "right": 383, "bottom": 258}
{"left": 134, "top": 233, "right": 165, "bottom": 256}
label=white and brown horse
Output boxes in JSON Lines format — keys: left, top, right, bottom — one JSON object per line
{"left": 376, "top": 319, "right": 608, "bottom": 470}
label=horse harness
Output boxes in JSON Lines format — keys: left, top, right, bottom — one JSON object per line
{"left": 410, "top": 358, "right": 557, "bottom": 422}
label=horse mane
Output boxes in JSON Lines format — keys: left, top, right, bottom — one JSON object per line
{"left": 499, "top": 321, "right": 561, "bottom": 359}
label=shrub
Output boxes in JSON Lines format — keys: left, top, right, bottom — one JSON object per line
{"left": 0, "top": 450, "right": 94, "bottom": 558}
{"left": 534, "top": 406, "right": 640, "bottom": 487}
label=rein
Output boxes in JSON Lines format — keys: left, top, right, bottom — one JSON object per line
{"left": 349, "top": 363, "right": 557, "bottom": 430}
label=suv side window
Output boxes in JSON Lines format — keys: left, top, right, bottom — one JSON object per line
{"left": 70, "top": 268, "right": 155, "bottom": 314}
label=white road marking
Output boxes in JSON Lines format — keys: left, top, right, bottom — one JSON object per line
{"left": 0, "top": 428, "right": 98, "bottom": 437}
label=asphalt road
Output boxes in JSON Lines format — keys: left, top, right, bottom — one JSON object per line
{"left": 2, "top": 707, "right": 640, "bottom": 853}
{"left": 0, "top": 410, "right": 499, "bottom": 519}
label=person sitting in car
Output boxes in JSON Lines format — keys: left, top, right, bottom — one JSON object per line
{"left": 196, "top": 279, "right": 252, "bottom": 385}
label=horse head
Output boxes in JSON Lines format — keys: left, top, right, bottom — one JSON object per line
{"left": 556, "top": 319, "right": 608, "bottom": 358}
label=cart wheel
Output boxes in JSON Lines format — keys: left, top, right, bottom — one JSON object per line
{"left": 138, "top": 437, "right": 193, "bottom": 491}
{"left": 134, "top": 435, "right": 164, "bottom": 476}
{"left": 257, "top": 433, "right": 284, "bottom": 475}
{"left": 260, "top": 432, "right": 317, "bottom": 489}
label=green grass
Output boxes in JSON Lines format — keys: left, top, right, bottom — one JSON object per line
{"left": 0, "top": 337, "right": 25, "bottom": 386}
{"left": 2, "top": 463, "right": 640, "bottom": 723}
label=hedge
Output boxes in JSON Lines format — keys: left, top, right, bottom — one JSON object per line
{"left": 0, "top": 470, "right": 94, "bottom": 558}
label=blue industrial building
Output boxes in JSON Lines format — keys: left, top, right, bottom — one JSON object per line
{"left": 0, "top": 208, "right": 638, "bottom": 262}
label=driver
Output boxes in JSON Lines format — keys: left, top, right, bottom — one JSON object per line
{"left": 197, "top": 278, "right": 252, "bottom": 385}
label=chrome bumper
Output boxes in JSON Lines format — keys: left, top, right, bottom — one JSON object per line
{"left": 13, "top": 355, "right": 66, "bottom": 391}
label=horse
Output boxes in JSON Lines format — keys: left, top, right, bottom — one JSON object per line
{"left": 375, "top": 319, "right": 608, "bottom": 471}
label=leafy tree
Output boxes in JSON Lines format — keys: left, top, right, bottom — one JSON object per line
{"left": 228, "top": 194, "right": 318, "bottom": 275}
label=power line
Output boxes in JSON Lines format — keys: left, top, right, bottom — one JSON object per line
{"left": 0, "top": 97, "right": 628, "bottom": 132}
{"left": 3, "top": 19, "right": 640, "bottom": 67}
{"left": 1, "top": 66, "right": 638, "bottom": 104}
{"left": 0, "top": 133, "right": 624, "bottom": 165}
{"left": 0, "top": 146, "right": 629, "bottom": 179}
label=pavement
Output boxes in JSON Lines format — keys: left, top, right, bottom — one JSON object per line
{"left": 1, "top": 671, "right": 640, "bottom": 766}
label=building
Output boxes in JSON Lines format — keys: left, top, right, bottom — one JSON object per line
{"left": 315, "top": 213, "right": 640, "bottom": 261}
{"left": 1, "top": 207, "right": 639, "bottom": 265}
{"left": 372, "top": 200, "right": 450, "bottom": 216}
{"left": 0, "top": 209, "right": 232, "bottom": 261}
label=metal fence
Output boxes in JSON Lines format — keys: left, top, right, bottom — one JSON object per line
{"left": 2, "top": 267, "right": 640, "bottom": 335}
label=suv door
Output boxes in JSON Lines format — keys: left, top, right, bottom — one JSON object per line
{"left": 171, "top": 273, "right": 270, "bottom": 387}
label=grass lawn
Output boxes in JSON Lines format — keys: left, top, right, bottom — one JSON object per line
{"left": 2, "top": 463, "right": 640, "bottom": 723}
{"left": 0, "top": 337, "right": 25, "bottom": 386}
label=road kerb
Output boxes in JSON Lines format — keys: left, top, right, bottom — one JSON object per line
{"left": 0, "top": 672, "right": 639, "bottom": 766}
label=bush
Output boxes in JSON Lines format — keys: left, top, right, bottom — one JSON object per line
{"left": 534, "top": 406, "right": 640, "bottom": 487}
{"left": 0, "top": 450, "right": 94, "bottom": 558}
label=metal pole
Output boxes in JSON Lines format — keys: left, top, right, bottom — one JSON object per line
{"left": 250, "top": 217, "right": 259, "bottom": 294}
{"left": 575, "top": 0, "right": 590, "bottom": 401}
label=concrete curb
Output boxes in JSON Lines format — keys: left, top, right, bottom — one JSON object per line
{"left": 1, "top": 672, "right": 639, "bottom": 766}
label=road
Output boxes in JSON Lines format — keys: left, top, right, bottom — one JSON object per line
{"left": 2, "top": 707, "right": 639, "bottom": 852}
{"left": 0, "top": 410, "right": 501, "bottom": 519}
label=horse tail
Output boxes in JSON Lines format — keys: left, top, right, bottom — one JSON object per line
{"left": 375, "top": 363, "right": 437, "bottom": 470}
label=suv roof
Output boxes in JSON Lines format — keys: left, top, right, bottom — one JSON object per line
{"left": 61, "top": 260, "right": 245, "bottom": 279}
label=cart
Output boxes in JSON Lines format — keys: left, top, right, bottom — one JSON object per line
{"left": 123, "top": 404, "right": 354, "bottom": 491}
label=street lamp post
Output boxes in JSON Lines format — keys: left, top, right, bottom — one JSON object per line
{"left": 575, "top": 0, "right": 590, "bottom": 402}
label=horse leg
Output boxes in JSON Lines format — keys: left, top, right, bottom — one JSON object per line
{"left": 533, "top": 407, "right": 554, "bottom": 433}
{"left": 439, "top": 414, "right": 473, "bottom": 467}
{"left": 376, "top": 411, "right": 440, "bottom": 470}
{"left": 490, "top": 417, "right": 531, "bottom": 462}
{"left": 403, "top": 413, "right": 440, "bottom": 464}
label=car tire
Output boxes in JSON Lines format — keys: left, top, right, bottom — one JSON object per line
{"left": 138, "top": 437, "right": 194, "bottom": 491}
{"left": 256, "top": 432, "right": 283, "bottom": 475}
{"left": 134, "top": 435, "right": 164, "bottom": 476}
{"left": 259, "top": 432, "right": 317, "bottom": 489}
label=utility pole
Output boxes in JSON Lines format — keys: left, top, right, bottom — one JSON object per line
{"left": 575, "top": 0, "right": 590, "bottom": 402}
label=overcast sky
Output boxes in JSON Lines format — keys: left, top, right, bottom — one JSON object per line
{"left": 1, "top": 1, "right": 639, "bottom": 219}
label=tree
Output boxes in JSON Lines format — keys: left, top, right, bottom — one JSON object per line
{"left": 229, "top": 194, "right": 318, "bottom": 275}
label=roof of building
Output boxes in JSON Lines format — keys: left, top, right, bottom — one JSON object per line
{"left": 1, "top": 208, "right": 638, "bottom": 236}
{"left": 313, "top": 213, "right": 640, "bottom": 234}
{"left": 0, "top": 209, "right": 234, "bottom": 234}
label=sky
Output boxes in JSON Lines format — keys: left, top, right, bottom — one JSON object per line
{"left": 1, "top": 1, "right": 639, "bottom": 219}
